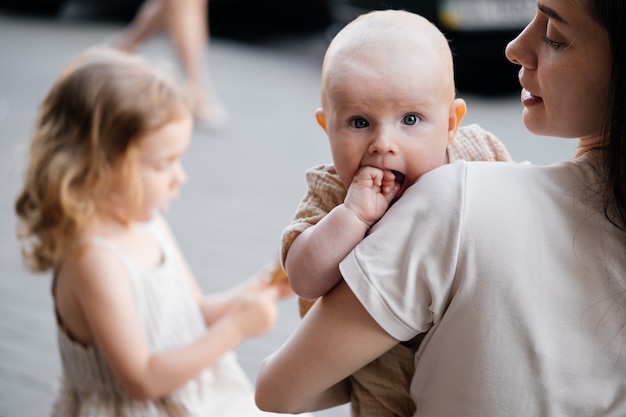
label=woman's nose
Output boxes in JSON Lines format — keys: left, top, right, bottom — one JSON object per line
{"left": 505, "top": 37, "right": 520, "bottom": 65}
{"left": 505, "top": 22, "right": 536, "bottom": 69}
{"left": 505, "top": 34, "right": 523, "bottom": 66}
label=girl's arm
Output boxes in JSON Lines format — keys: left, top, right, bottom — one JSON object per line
{"left": 255, "top": 280, "right": 398, "bottom": 413}
{"left": 153, "top": 215, "right": 231, "bottom": 324}
{"left": 68, "top": 222, "right": 282, "bottom": 400}
{"left": 154, "top": 216, "right": 291, "bottom": 325}
{"left": 286, "top": 166, "right": 398, "bottom": 299}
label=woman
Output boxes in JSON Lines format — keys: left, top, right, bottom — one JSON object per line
{"left": 255, "top": 0, "right": 626, "bottom": 415}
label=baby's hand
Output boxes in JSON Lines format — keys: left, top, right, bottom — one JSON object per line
{"left": 344, "top": 166, "right": 400, "bottom": 226}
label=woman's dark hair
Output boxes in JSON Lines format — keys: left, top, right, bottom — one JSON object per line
{"left": 590, "top": 0, "right": 626, "bottom": 231}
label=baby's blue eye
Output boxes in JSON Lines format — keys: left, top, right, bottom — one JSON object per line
{"left": 350, "top": 118, "right": 369, "bottom": 129}
{"left": 403, "top": 114, "right": 420, "bottom": 126}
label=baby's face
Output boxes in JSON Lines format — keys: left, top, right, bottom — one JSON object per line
{"left": 322, "top": 52, "right": 455, "bottom": 197}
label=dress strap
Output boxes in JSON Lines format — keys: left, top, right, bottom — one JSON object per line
{"left": 88, "top": 236, "right": 137, "bottom": 276}
{"left": 143, "top": 217, "right": 172, "bottom": 263}
{"left": 51, "top": 236, "right": 136, "bottom": 299}
{"left": 51, "top": 236, "right": 138, "bottom": 344}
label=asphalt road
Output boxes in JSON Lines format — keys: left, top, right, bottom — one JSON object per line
{"left": 0, "top": 6, "right": 577, "bottom": 417}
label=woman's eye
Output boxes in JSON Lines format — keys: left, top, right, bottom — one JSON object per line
{"left": 403, "top": 114, "right": 420, "bottom": 126}
{"left": 541, "top": 35, "right": 564, "bottom": 50}
{"left": 350, "top": 118, "right": 369, "bottom": 129}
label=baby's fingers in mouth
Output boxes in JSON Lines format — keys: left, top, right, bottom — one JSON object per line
{"left": 391, "top": 170, "right": 406, "bottom": 187}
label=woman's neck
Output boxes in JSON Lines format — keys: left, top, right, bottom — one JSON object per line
{"left": 576, "top": 136, "right": 604, "bottom": 158}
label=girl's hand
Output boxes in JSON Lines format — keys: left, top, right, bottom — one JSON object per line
{"left": 267, "top": 261, "right": 295, "bottom": 298}
{"left": 272, "top": 278, "right": 294, "bottom": 299}
{"left": 223, "top": 263, "right": 295, "bottom": 339}
{"left": 202, "top": 262, "right": 291, "bottom": 328}
{"left": 227, "top": 281, "right": 282, "bottom": 340}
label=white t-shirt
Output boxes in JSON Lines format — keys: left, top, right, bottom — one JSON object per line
{"left": 340, "top": 159, "right": 626, "bottom": 416}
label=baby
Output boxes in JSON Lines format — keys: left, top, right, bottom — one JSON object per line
{"left": 279, "top": 10, "right": 512, "bottom": 417}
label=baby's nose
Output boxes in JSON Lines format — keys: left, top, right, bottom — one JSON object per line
{"left": 368, "top": 126, "right": 398, "bottom": 154}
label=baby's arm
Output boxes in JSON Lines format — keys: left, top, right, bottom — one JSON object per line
{"left": 286, "top": 166, "right": 399, "bottom": 299}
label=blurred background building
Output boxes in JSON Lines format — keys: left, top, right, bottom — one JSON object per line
{"left": 1, "top": 0, "right": 536, "bottom": 94}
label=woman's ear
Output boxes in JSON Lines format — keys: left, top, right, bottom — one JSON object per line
{"left": 447, "top": 98, "right": 467, "bottom": 143}
{"left": 315, "top": 108, "right": 327, "bottom": 131}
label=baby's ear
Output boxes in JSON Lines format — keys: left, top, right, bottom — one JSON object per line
{"left": 448, "top": 98, "right": 467, "bottom": 143}
{"left": 315, "top": 108, "right": 327, "bottom": 131}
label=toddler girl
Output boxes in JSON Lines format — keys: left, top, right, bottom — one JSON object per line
{"left": 15, "top": 47, "right": 295, "bottom": 416}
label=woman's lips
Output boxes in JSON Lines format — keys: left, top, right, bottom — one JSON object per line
{"left": 521, "top": 88, "right": 543, "bottom": 106}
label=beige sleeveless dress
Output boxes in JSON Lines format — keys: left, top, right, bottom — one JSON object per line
{"left": 51, "top": 221, "right": 277, "bottom": 416}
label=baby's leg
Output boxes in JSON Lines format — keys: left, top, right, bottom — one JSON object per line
{"left": 298, "top": 295, "right": 420, "bottom": 417}
{"left": 298, "top": 296, "right": 317, "bottom": 317}
{"left": 349, "top": 335, "right": 423, "bottom": 417}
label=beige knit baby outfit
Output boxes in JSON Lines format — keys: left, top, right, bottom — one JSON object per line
{"left": 280, "top": 124, "right": 512, "bottom": 417}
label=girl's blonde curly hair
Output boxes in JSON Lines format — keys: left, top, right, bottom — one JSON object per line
{"left": 15, "top": 47, "right": 192, "bottom": 273}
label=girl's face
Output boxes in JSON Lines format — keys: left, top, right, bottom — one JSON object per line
{"left": 505, "top": 0, "right": 611, "bottom": 147}
{"left": 112, "top": 115, "right": 193, "bottom": 223}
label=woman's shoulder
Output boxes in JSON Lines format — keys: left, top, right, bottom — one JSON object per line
{"left": 410, "top": 160, "right": 562, "bottom": 203}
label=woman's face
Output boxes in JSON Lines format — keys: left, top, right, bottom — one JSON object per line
{"left": 505, "top": 0, "right": 611, "bottom": 146}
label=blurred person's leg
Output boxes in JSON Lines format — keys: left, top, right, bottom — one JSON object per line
{"left": 118, "top": 0, "right": 165, "bottom": 52}
{"left": 163, "top": 0, "right": 228, "bottom": 128}
{"left": 118, "top": 0, "right": 228, "bottom": 129}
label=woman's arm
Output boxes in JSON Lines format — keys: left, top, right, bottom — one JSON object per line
{"left": 255, "top": 280, "right": 399, "bottom": 413}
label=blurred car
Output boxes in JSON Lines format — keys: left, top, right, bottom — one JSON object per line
{"left": 330, "top": 0, "right": 536, "bottom": 94}
{"left": 0, "top": 0, "right": 335, "bottom": 37}
{"left": 209, "top": 0, "right": 334, "bottom": 37}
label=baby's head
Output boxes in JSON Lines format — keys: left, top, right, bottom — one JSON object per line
{"left": 316, "top": 9, "right": 466, "bottom": 194}
{"left": 15, "top": 47, "right": 192, "bottom": 272}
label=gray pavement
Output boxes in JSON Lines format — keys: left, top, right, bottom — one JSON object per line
{"left": 0, "top": 8, "right": 577, "bottom": 417}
